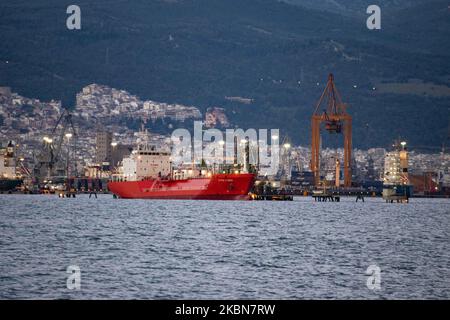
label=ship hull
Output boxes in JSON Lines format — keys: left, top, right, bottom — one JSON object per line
{"left": 107, "top": 173, "right": 255, "bottom": 200}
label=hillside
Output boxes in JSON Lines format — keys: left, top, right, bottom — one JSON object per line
{"left": 0, "top": 0, "right": 449, "bottom": 148}
{"left": 283, "top": 0, "right": 428, "bottom": 15}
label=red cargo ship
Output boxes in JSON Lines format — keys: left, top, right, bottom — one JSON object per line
{"left": 107, "top": 141, "right": 255, "bottom": 200}
{"left": 108, "top": 173, "right": 255, "bottom": 200}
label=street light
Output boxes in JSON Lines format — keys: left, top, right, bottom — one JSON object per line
{"left": 271, "top": 135, "right": 279, "bottom": 140}
{"left": 44, "top": 137, "right": 53, "bottom": 144}
{"left": 64, "top": 133, "right": 73, "bottom": 184}
{"left": 110, "top": 142, "right": 118, "bottom": 170}
{"left": 283, "top": 143, "right": 291, "bottom": 149}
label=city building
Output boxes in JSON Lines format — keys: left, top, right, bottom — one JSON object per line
{"left": 95, "top": 131, "right": 112, "bottom": 165}
{"left": 205, "top": 107, "right": 229, "bottom": 128}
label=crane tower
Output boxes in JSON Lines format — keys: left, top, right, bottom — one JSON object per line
{"left": 311, "top": 74, "right": 352, "bottom": 187}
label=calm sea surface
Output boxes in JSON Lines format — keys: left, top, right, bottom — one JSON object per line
{"left": 0, "top": 195, "right": 449, "bottom": 299}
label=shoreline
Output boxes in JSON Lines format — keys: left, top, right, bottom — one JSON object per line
{"left": 1, "top": 192, "right": 449, "bottom": 199}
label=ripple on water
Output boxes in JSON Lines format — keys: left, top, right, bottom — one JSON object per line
{"left": 0, "top": 195, "right": 449, "bottom": 299}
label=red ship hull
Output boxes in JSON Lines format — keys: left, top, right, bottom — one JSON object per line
{"left": 107, "top": 173, "right": 255, "bottom": 200}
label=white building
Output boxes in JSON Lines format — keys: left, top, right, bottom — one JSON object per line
{"left": 383, "top": 151, "right": 401, "bottom": 185}
{"left": 0, "top": 142, "right": 16, "bottom": 178}
{"left": 383, "top": 147, "right": 409, "bottom": 185}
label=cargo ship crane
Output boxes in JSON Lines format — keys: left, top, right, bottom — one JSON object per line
{"left": 51, "top": 110, "right": 77, "bottom": 170}
{"left": 34, "top": 109, "right": 77, "bottom": 181}
{"left": 311, "top": 74, "right": 352, "bottom": 187}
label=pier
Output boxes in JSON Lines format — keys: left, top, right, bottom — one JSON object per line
{"left": 57, "top": 191, "right": 76, "bottom": 198}
{"left": 250, "top": 193, "right": 293, "bottom": 201}
{"left": 312, "top": 193, "right": 340, "bottom": 202}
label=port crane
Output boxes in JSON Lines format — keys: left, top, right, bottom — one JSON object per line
{"left": 33, "top": 109, "right": 77, "bottom": 182}
{"left": 311, "top": 74, "right": 352, "bottom": 187}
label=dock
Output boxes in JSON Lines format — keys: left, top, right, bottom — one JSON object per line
{"left": 312, "top": 194, "right": 340, "bottom": 202}
{"left": 250, "top": 193, "right": 293, "bottom": 201}
{"left": 311, "top": 190, "right": 340, "bottom": 202}
{"left": 57, "top": 191, "right": 77, "bottom": 198}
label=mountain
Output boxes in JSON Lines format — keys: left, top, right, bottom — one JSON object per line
{"left": 0, "top": 0, "right": 449, "bottom": 148}
{"left": 282, "top": 0, "right": 428, "bottom": 16}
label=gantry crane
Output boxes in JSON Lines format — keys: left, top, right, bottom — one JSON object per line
{"left": 311, "top": 74, "right": 352, "bottom": 187}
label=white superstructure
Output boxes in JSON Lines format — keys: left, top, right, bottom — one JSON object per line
{"left": 0, "top": 141, "right": 16, "bottom": 179}
{"left": 122, "top": 144, "right": 171, "bottom": 181}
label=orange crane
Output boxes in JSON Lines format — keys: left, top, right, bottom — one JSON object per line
{"left": 311, "top": 74, "right": 352, "bottom": 187}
